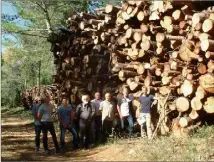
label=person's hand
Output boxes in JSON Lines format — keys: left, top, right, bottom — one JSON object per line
{"left": 120, "top": 115, "right": 124, "bottom": 119}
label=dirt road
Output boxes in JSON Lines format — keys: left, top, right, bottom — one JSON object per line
{"left": 1, "top": 113, "right": 132, "bottom": 161}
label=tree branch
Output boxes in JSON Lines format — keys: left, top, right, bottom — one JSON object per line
{"left": 3, "top": 30, "right": 48, "bottom": 38}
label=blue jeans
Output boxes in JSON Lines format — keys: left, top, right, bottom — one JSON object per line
{"left": 59, "top": 125, "right": 79, "bottom": 148}
{"left": 121, "top": 114, "right": 134, "bottom": 134}
{"left": 34, "top": 124, "right": 42, "bottom": 148}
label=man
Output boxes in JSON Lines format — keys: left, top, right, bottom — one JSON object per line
{"left": 138, "top": 87, "right": 157, "bottom": 140}
{"left": 38, "top": 95, "right": 60, "bottom": 154}
{"left": 91, "top": 92, "right": 102, "bottom": 142}
{"left": 57, "top": 98, "right": 79, "bottom": 151}
{"left": 117, "top": 88, "right": 134, "bottom": 135}
{"left": 100, "top": 93, "right": 116, "bottom": 142}
{"left": 32, "top": 97, "right": 42, "bottom": 151}
{"left": 76, "top": 94, "right": 95, "bottom": 149}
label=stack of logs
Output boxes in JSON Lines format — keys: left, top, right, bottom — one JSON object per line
{"left": 47, "top": 0, "right": 214, "bottom": 137}
{"left": 21, "top": 85, "right": 59, "bottom": 110}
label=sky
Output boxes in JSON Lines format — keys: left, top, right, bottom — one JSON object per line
{"left": 1, "top": 1, "right": 104, "bottom": 53}
{"left": 2, "top": 2, "right": 18, "bottom": 53}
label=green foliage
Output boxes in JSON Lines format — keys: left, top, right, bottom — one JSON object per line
{"left": 2, "top": 0, "right": 91, "bottom": 107}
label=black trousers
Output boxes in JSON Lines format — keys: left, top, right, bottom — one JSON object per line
{"left": 79, "top": 119, "right": 94, "bottom": 148}
{"left": 94, "top": 116, "right": 102, "bottom": 142}
{"left": 102, "top": 120, "right": 113, "bottom": 142}
{"left": 41, "top": 122, "right": 59, "bottom": 151}
{"left": 34, "top": 124, "right": 42, "bottom": 148}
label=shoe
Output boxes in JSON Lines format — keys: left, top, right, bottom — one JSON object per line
{"left": 56, "top": 148, "right": 61, "bottom": 154}
{"left": 35, "top": 147, "right": 40, "bottom": 151}
{"left": 88, "top": 144, "right": 94, "bottom": 149}
{"left": 44, "top": 149, "right": 51, "bottom": 155}
{"left": 60, "top": 147, "right": 66, "bottom": 153}
{"left": 72, "top": 145, "right": 79, "bottom": 150}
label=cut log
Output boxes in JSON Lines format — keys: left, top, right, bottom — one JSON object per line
{"left": 181, "top": 80, "right": 194, "bottom": 97}
{"left": 129, "top": 81, "right": 140, "bottom": 91}
{"left": 195, "top": 86, "right": 206, "bottom": 100}
{"left": 137, "top": 11, "right": 148, "bottom": 21}
{"left": 144, "top": 75, "right": 152, "bottom": 87}
{"left": 202, "top": 19, "right": 214, "bottom": 33}
{"left": 133, "top": 31, "right": 142, "bottom": 43}
{"left": 192, "top": 12, "right": 209, "bottom": 28}
{"left": 105, "top": 4, "right": 120, "bottom": 14}
{"left": 200, "top": 39, "right": 214, "bottom": 51}
{"left": 121, "top": 1, "right": 129, "bottom": 11}
{"left": 189, "top": 109, "right": 199, "bottom": 120}
{"left": 205, "top": 51, "right": 214, "bottom": 59}
{"left": 198, "top": 63, "right": 207, "bottom": 74}
{"left": 191, "top": 97, "right": 202, "bottom": 110}
{"left": 204, "top": 97, "right": 214, "bottom": 113}
{"left": 179, "top": 117, "right": 192, "bottom": 128}
{"left": 79, "top": 21, "right": 91, "bottom": 30}
{"left": 159, "top": 86, "right": 171, "bottom": 95}
{"left": 118, "top": 70, "right": 138, "bottom": 78}
{"left": 207, "top": 60, "right": 214, "bottom": 73}
{"left": 176, "top": 97, "right": 190, "bottom": 112}
{"left": 179, "top": 21, "right": 189, "bottom": 29}
{"left": 172, "top": 9, "right": 185, "bottom": 21}
{"left": 199, "top": 73, "right": 214, "bottom": 93}
{"left": 137, "top": 64, "right": 145, "bottom": 75}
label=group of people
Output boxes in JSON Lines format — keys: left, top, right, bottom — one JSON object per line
{"left": 32, "top": 86, "right": 157, "bottom": 154}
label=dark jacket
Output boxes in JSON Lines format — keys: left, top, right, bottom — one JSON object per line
{"left": 76, "top": 102, "right": 95, "bottom": 123}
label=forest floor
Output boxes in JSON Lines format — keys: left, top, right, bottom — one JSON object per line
{"left": 2, "top": 106, "right": 214, "bottom": 161}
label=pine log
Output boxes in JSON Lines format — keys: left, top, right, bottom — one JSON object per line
{"left": 121, "top": 11, "right": 131, "bottom": 20}
{"left": 204, "top": 97, "right": 214, "bottom": 113}
{"left": 189, "top": 109, "right": 199, "bottom": 120}
{"left": 195, "top": 86, "right": 206, "bottom": 99}
{"left": 205, "top": 51, "right": 214, "bottom": 59}
{"left": 105, "top": 4, "right": 120, "bottom": 14}
{"left": 181, "top": 80, "right": 194, "bottom": 97}
{"left": 80, "top": 12, "right": 97, "bottom": 20}
{"left": 137, "top": 63, "right": 145, "bottom": 75}
{"left": 140, "top": 23, "right": 149, "bottom": 33}
{"left": 176, "top": 97, "right": 190, "bottom": 112}
{"left": 199, "top": 73, "right": 214, "bottom": 93}
{"left": 179, "top": 117, "right": 192, "bottom": 128}
{"left": 129, "top": 81, "right": 141, "bottom": 91}
{"left": 191, "top": 97, "right": 202, "bottom": 110}
{"left": 192, "top": 12, "right": 209, "bottom": 28}
{"left": 200, "top": 39, "right": 214, "bottom": 51}
{"left": 127, "top": 6, "right": 134, "bottom": 15}
{"left": 207, "top": 60, "right": 214, "bottom": 73}
{"left": 179, "top": 21, "right": 189, "bottom": 30}
{"left": 195, "top": 23, "right": 202, "bottom": 31}
{"left": 172, "top": 9, "right": 185, "bottom": 21}
{"left": 198, "top": 63, "right": 207, "bottom": 74}
{"left": 162, "top": 76, "right": 171, "bottom": 85}
{"left": 133, "top": 31, "right": 142, "bottom": 43}
{"left": 79, "top": 21, "right": 91, "bottom": 30}
{"left": 169, "top": 102, "right": 176, "bottom": 111}
{"left": 144, "top": 75, "right": 152, "bottom": 87}
{"left": 202, "top": 19, "right": 214, "bottom": 33}
{"left": 159, "top": 86, "right": 171, "bottom": 95}
{"left": 137, "top": 11, "right": 148, "bottom": 21}
{"left": 199, "top": 33, "right": 212, "bottom": 41}
{"left": 121, "top": 1, "right": 129, "bottom": 11}
{"left": 118, "top": 70, "right": 138, "bottom": 78}
{"left": 134, "top": 75, "right": 145, "bottom": 83}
